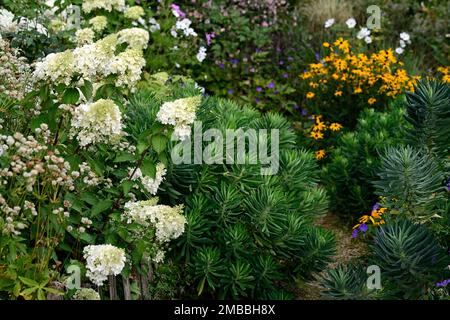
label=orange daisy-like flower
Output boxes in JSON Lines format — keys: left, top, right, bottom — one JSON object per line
{"left": 310, "top": 131, "right": 324, "bottom": 140}
{"left": 334, "top": 90, "right": 343, "bottom": 97}
{"left": 358, "top": 215, "right": 370, "bottom": 223}
{"left": 313, "top": 121, "right": 327, "bottom": 131}
{"left": 368, "top": 97, "right": 376, "bottom": 105}
{"left": 315, "top": 149, "right": 326, "bottom": 160}
{"left": 329, "top": 123, "right": 343, "bottom": 131}
{"left": 323, "top": 42, "right": 330, "bottom": 48}
{"left": 306, "top": 92, "right": 315, "bottom": 99}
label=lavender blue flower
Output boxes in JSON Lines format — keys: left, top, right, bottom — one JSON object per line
{"left": 359, "top": 223, "right": 368, "bottom": 232}
{"left": 436, "top": 279, "right": 450, "bottom": 287}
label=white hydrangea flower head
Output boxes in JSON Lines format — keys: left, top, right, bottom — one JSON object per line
{"left": 123, "top": 199, "right": 187, "bottom": 243}
{"left": 324, "top": 18, "right": 335, "bottom": 28}
{"left": 153, "top": 250, "right": 165, "bottom": 263}
{"left": 117, "top": 28, "right": 149, "bottom": 49}
{"left": 89, "top": 16, "right": 108, "bottom": 32}
{"left": 72, "top": 288, "right": 101, "bottom": 300}
{"left": 0, "top": 9, "right": 47, "bottom": 34}
{"left": 75, "top": 28, "right": 95, "bottom": 46}
{"left": 24, "top": 19, "right": 47, "bottom": 35}
{"left": 141, "top": 163, "right": 167, "bottom": 195}
{"left": 156, "top": 96, "right": 202, "bottom": 141}
{"left": 196, "top": 46, "right": 207, "bottom": 62}
{"left": 73, "top": 44, "right": 102, "bottom": 79}
{"left": 33, "top": 50, "right": 76, "bottom": 85}
{"left": 345, "top": 18, "right": 356, "bottom": 29}
{"left": 70, "top": 99, "right": 123, "bottom": 147}
{"left": 105, "top": 48, "right": 146, "bottom": 89}
{"left": 82, "top": 0, "right": 126, "bottom": 13}
{"left": 83, "top": 244, "right": 126, "bottom": 286}
{"left": 49, "top": 19, "right": 67, "bottom": 32}
{"left": 124, "top": 6, "right": 145, "bottom": 20}
{"left": 94, "top": 33, "right": 118, "bottom": 56}
{"left": 0, "top": 8, "right": 18, "bottom": 32}
{"left": 73, "top": 34, "right": 118, "bottom": 80}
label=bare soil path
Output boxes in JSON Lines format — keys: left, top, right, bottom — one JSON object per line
{"left": 296, "top": 213, "right": 367, "bottom": 299}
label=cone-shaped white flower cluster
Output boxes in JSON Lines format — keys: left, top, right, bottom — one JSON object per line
{"left": 33, "top": 50, "right": 76, "bottom": 86}
{"left": 72, "top": 288, "right": 101, "bottom": 300}
{"left": 33, "top": 29, "right": 148, "bottom": 89}
{"left": 83, "top": 244, "right": 126, "bottom": 286}
{"left": 123, "top": 199, "right": 186, "bottom": 243}
{"left": 117, "top": 28, "right": 150, "bottom": 49}
{"left": 75, "top": 28, "right": 95, "bottom": 46}
{"left": 70, "top": 99, "right": 123, "bottom": 147}
{"left": 129, "top": 163, "right": 167, "bottom": 195}
{"left": 156, "top": 96, "right": 202, "bottom": 141}
{"left": 124, "top": 6, "right": 145, "bottom": 20}
{"left": 82, "top": 0, "right": 125, "bottom": 13}
{"left": 89, "top": 16, "right": 108, "bottom": 32}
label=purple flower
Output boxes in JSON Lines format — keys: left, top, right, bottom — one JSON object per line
{"left": 255, "top": 48, "right": 262, "bottom": 53}
{"left": 255, "top": 98, "right": 261, "bottom": 103}
{"left": 359, "top": 223, "right": 368, "bottom": 233}
{"left": 287, "top": 56, "right": 294, "bottom": 62}
{"left": 230, "top": 58, "right": 239, "bottom": 64}
{"left": 283, "top": 73, "right": 289, "bottom": 78}
{"left": 205, "top": 32, "right": 215, "bottom": 46}
{"left": 351, "top": 229, "right": 359, "bottom": 239}
{"left": 436, "top": 279, "right": 450, "bottom": 287}
{"left": 170, "top": 4, "right": 186, "bottom": 18}
{"left": 293, "top": 104, "right": 300, "bottom": 110}
{"left": 267, "top": 81, "right": 275, "bottom": 89}
{"left": 301, "top": 109, "right": 307, "bottom": 116}
{"left": 218, "top": 63, "right": 225, "bottom": 69}
{"left": 315, "top": 52, "right": 320, "bottom": 61}
{"left": 446, "top": 178, "right": 450, "bottom": 191}
{"left": 274, "top": 90, "right": 279, "bottom": 94}
{"left": 276, "top": 47, "right": 282, "bottom": 53}
{"left": 227, "top": 89, "right": 234, "bottom": 94}
{"left": 279, "top": 60, "right": 284, "bottom": 65}
{"left": 372, "top": 203, "right": 381, "bottom": 211}
{"left": 256, "top": 86, "right": 262, "bottom": 92}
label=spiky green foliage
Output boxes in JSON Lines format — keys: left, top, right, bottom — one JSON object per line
{"left": 405, "top": 79, "right": 450, "bottom": 159}
{"left": 162, "top": 93, "right": 335, "bottom": 299}
{"left": 371, "top": 218, "right": 449, "bottom": 299}
{"left": 320, "top": 264, "right": 378, "bottom": 300}
{"left": 322, "top": 106, "right": 407, "bottom": 217}
{"left": 373, "top": 146, "right": 445, "bottom": 221}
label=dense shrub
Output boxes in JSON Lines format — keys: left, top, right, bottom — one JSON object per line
{"left": 165, "top": 96, "right": 336, "bottom": 298}
{"left": 322, "top": 104, "right": 407, "bottom": 218}
{"left": 370, "top": 218, "right": 449, "bottom": 298}
{"left": 321, "top": 80, "right": 450, "bottom": 300}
